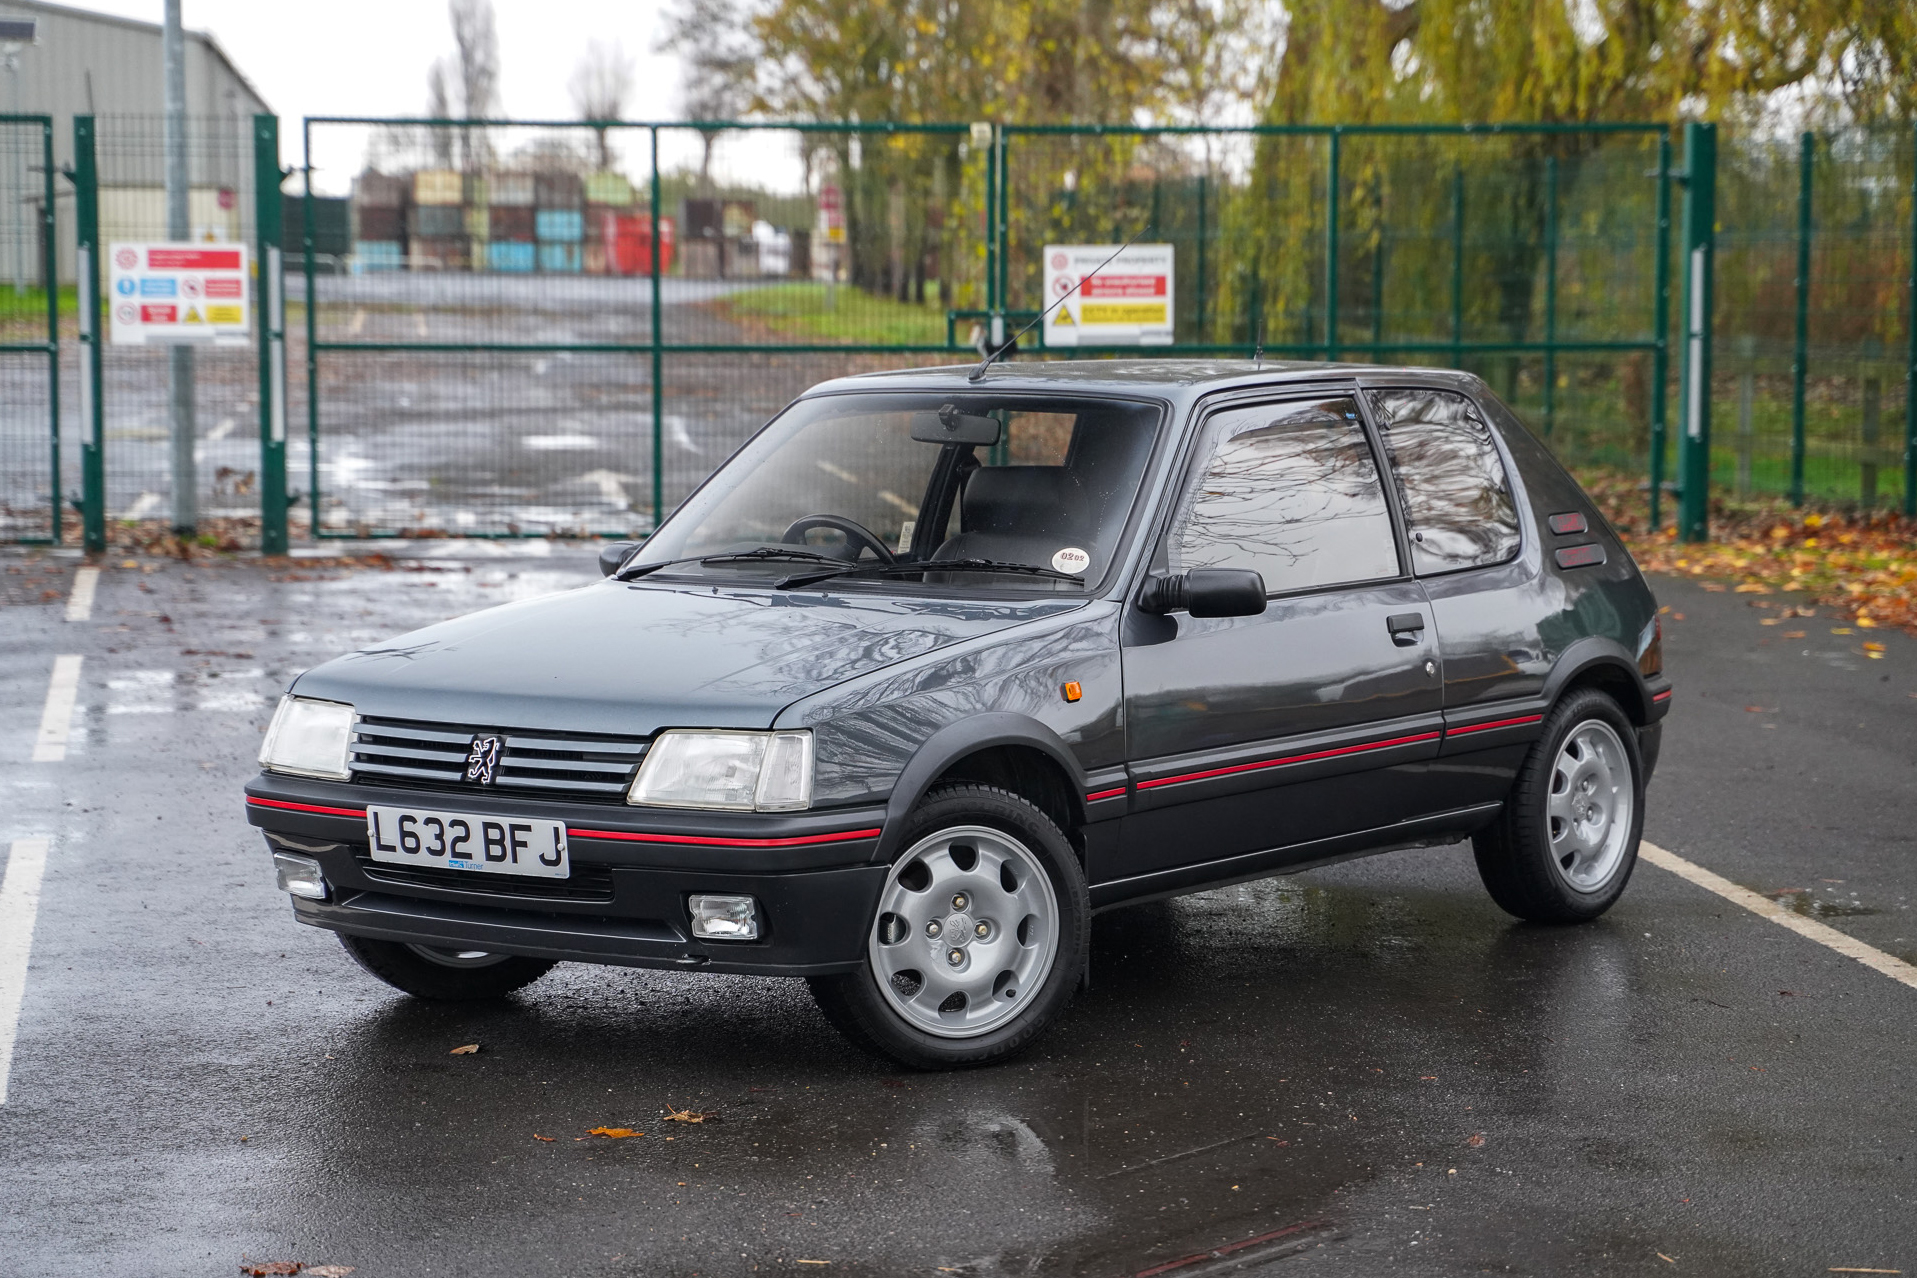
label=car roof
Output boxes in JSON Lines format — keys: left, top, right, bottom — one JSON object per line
{"left": 801, "top": 358, "right": 1486, "bottom": 409}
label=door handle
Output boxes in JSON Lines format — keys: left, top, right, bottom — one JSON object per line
{"left": 1386, "top": 612, "right": 1426, "bottom": 646}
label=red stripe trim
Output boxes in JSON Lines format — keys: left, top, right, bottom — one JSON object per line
{"left": 247, "top": 797, "right": 367, "bottom": 818}
{"left": 1444, "top": 713, "right": 1545, "bottom": 738}
{"left": 1085, "top": 786, "right": 1128, "bottom": 802}
{"left": 1135, "top": 731, "right": 1442, "bottom": 791}
{"left": 570, "top": 826, "right": 882, "bottom": 849}
{"left": 1652, "top": 689, "right": 1673, "bottom": 702}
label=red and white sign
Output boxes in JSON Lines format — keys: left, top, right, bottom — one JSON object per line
{"left": 107, "top": 242, "right": 250, "bottom": 346}
{"left": 1042, "top": 243, "right": 1174, "bottom": 347}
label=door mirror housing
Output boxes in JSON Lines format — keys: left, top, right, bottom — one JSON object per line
{"left": 598, "top": 540, "right": 640, "bottom": 577}
{"left": 1138, "top": 569, "right": 1267, "bottom": 618}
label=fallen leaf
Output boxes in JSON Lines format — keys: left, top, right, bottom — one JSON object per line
{"left": 1734, "top": 583, "right": 1771, "bottom": 593}
{"left": 1832, "top": 627, "right": 1854, "bottom": 635}
{"left": 448, "top": 1043, "right": 479, "bottom": 1056}
{"left": 239, "top": 1265, "right": 301, "bottom": 1277}
{"left": 1760, "top": 617, "right": 1783, "bottom": 625}
{"left": 1420, "top": 1075, "right": 1438, "bottom": 1080}
{"left": 1701, "top": 582, "right": 1727, "bottom": 592}
{"left": 588, "top": 1127, "right": 640, "bottom": 1139}
{"left": 532, "top": 1134, "right": 555, "bottom": 1142}
{"left": 1657, "top": 1254, "right": 1675, "bottom": 1265}
{"left": 1785, "top": 630, "right": 1807, "bottom": 638}
{"left": 1465, "top": 1133, "right": 1485, "bottom": 1147}
{"left": 1745, "top": 705, "right": 1765, "bottom": 713}
{"left": 663, "top": 1106, "right": 715, "bottom": 1123}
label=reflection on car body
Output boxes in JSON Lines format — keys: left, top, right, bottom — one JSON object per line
{"left": 245, "top": 360, "right": 1670, "bottom": 1069}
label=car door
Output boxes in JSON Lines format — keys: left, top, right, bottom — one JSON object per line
{"left": 1109, "top": 390, "right": 1445, "bottom": 890}
{"left": 1364, "top": 385, "right": 1541, "bottom": 810}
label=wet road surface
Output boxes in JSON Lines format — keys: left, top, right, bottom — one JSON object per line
{"left": 2, "top": 550, "right": 1913, "bottom": 1276}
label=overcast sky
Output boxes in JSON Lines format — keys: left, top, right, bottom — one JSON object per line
{"left": 76, "top": 0, "right": 686, "bottom": 124}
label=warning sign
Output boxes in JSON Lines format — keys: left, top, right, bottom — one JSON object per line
{"left": 1042, "top": 243, "right": 1174, "bottom": 347}
{"left": 108, "top": 243, "right": 250, "bottom": 346}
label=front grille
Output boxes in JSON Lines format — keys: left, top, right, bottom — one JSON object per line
{"left": 351, "top": 716, "right": 649, "bottom": 803}
{"left": 357, "top": 856, "right": 617, "bottom": 903}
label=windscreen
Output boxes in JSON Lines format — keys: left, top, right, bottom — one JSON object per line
{"left": 640, "top": 391, "right": 1163, "bottom": 592}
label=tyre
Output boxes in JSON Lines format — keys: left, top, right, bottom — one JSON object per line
{"left": 1472, "top": 688, "right": 1645, "bottom": 923}
{"left": 337, "top": 933, "right": 557, "bottom": 1001}
{"left": 808, "top": 783, "right": 1090, "bottom": 1070}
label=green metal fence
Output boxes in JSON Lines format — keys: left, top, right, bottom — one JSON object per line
{"left": 0, "top": 114, "right": 59, "bottom": 544}
{"left": 26, "top": 114, "right": 1917, "bottom": 549}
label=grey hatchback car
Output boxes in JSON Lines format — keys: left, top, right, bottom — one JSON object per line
{"left": 246, "top": 360, "right": 1670, "bottom": 1069}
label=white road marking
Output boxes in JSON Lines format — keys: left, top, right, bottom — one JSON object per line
{"left": 1641, "top": 841, "right": 1917, "bottom": 992}
{"left": 348, "top": 307, "right": 366, "bottom": 336}
{"left": 0, "top": 837, "right": 51, "bottom": 1105}
{"left": 207, "top": 416, "right": 238, "bottom": 441}
{"left": 124, "top": 491, "right": 161, "bottom": 520}
{"left": 523, "top": 434, "right": 597, "bottom": 451}
{"left": 666, "top": 415, "right": 702, "bottom": 455}
{"left": 414, "top": 312, "right": 429, "bottom": 337}
{"left": 815, "top": 460, "right": 860, "bottom": 484}
{"left": 64, "top": 567, "right": 99, "bottom": 622}
{"left": 32, "top": 655, "right": 82, "bottom": 763}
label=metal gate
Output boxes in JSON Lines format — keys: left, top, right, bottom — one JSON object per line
{"left": 0, "top": 114, "right": 58, "bottom": 544}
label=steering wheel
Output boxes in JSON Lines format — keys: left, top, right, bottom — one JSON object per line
{"left": 781, "top": 514, "right": 897, "bottom": 564}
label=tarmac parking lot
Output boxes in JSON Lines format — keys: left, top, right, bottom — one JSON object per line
{"left": 2, "top": 546, "right": 1914, "bottom": 1276}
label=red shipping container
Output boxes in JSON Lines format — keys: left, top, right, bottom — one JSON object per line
{"left": 604, "top": 214, "right": 674, "bottom": 275}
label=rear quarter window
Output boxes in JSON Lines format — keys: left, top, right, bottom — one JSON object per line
{"left": 1367, "top": 388, "right": 1522, "bottom": 574}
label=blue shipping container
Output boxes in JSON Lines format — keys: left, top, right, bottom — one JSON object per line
{"left": 352, "top": 241, "right": 404, "bottom": 273}
{"left": 538, "top": 242, "right": 582, "bottom": 273}
{"left": 534, "top": 209, "right": 584, "bottom": 242}
{"left": 487, "top": 241, "right": 537, "bottom": 273}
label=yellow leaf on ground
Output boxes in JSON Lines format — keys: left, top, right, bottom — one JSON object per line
{"left": 448, "top": 1043, "right": 479, "bottom": 1055}
{"left": 588, "top": 1127, "right": 640, "bottom": 1138}
{"left": 664, "top": 1106, "right": 714, "bottom": 1123}
{"left": 1734, "top": 583, "right": 1771, "bottom": 593}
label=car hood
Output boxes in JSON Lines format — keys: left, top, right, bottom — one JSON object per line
{"left": 292, "top": 579, "right": 1085, "bottom": 735}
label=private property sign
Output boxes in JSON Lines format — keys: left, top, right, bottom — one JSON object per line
{"left": 1041, "top": 243, "right": 1174, "bottom": 347}
{"left": 108, "top": 243, "right": 251, "bottom": 346}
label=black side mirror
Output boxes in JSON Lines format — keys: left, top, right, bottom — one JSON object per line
{"left": 1138, "top": 569, "right": 1267, "bottom": 618}
{"left": 598, "top": 540, "right": 639, "bottom": 578}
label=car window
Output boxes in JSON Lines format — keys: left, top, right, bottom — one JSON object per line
{"left": 1165, "top": 395, "right": 1400, "bottom": 594}
{"left": 1367, "top": 388, "right": 1521, "bottom": 574}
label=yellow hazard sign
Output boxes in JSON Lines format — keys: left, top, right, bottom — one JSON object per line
{"left": 1052, "top": 308, "right": 1075, "bottom": 326}
{"left": 183, "top": 305, "right": 204, "bottom": 324}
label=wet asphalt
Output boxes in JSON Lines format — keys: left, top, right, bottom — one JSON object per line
{"left": 1, "top": 548, "right": 1913, "bottom": 1277}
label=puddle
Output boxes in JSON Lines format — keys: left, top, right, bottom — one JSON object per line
{"left": 1771, "top": 891, "right": 1881, "bottom": 919}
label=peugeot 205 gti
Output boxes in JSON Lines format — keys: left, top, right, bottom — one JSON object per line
{"left": 246, "top": 360, "right": 1670, "bottom": 1069}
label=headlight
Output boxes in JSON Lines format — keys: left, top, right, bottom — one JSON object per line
{"left": 259, "top": 695, "right": 355, "bottom": 780}
{"left": 628, "top": 729, "right": 813, "bottom": 811}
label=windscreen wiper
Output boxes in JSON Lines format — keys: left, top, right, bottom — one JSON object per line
{"left": 616, "top": 546, "right": 851, "bottom": 582}
{"left": 774, "top": 558, "right": 1089, "bottom": 590}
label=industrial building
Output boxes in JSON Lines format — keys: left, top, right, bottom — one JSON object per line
{"left": 0, "top": 0, "right": 270, "bottom": 284}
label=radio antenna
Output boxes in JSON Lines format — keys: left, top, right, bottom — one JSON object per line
{"left": 968, "top": 227, "right": 1145, "bottom": 383}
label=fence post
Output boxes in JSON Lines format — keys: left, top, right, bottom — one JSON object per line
{"left": 1450, "top": 167, "right": 1465, "bottom": 371}
{"left": 303, "top": 121, "right": 320, "bottom": 538}
{"left": 1677, "top": 121, "right": 1716, "bottom": 543}
{"left": 1650, "top": 133, "right": 1672, "bottom": 532}
{"left": 1543, "top": 153, "right": 1559, "bottom": 437}
{"left": 34, "top": 117, "right": 60, "bottom": 547}
{"left": 71, "top": 115, "right": 105, "bottom": 554}
{"left": 649, "top": 124, "right": 664, "bottom": 532}
{"left": 253, "top": 115, "right": 288, "bottom": 555}
{"left": 1325, "top": 127, "right": 1341, "bottom": 361}
{"left": 1791, "top": 131, "right": 1812, "bottom": 508}
{"left": 1904, "top": 121, "right": 1916, "bottom": 518}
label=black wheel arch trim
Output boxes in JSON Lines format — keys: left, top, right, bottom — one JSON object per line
{"left": 1542, "top": 637, "right": 1664, "bottom": 726}
{"left": 876, "top": 712, "right": 1090, "bottom": 862}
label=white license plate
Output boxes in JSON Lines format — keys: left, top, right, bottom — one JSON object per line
{"left": 366, "top": 805, "right": 570, "bottom": 879}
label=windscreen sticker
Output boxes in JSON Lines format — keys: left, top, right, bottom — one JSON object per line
{"left": 1052, "top": 547, "right": 1090, "bottom": 575}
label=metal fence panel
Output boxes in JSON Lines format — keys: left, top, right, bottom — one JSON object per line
{"left": 0, "top": 114, "right": 58, "bottom": 543}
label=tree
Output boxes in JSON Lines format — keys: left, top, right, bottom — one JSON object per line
{"left": 570, "top": 39, "right": 636, "bottom": 170}
{"left": 657, "top": 0, "right": 758, "bottom": 187}
{"left": 449, "top": 0, "right": 499, "bottom": 168}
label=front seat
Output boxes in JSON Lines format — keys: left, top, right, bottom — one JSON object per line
{"left": 931, "top": 465, "right": 1090, "bottom": 570}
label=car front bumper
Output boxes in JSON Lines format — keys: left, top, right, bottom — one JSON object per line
{"left": 246, "top": 773, "right": 890, "bottom": 977}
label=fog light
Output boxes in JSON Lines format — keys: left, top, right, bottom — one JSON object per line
{"left": 273, "top": 851, "right": 328, "bottom": 901}
{"left": 688, "top": 893, "right": 760, "bottom": 941}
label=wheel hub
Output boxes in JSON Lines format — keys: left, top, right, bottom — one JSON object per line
{"left": 1545, "top": 719, "right": 1635, "bottom": 894}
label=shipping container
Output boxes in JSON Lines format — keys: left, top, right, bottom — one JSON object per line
{"left": 489, "top": 205, "right": 535, "bottom": 241}
{"left": 354, "top": 204, "right": 405, "bottom": 243}
{"left": 535, "top": 173, "right": 584, "bottom": 209}
{"left": 284, "top": 194, "right": 352, "bottom": 259}
{"left": 606, "top": 214, "right": 675, "bottom": 275}
{"left": 486, "top": 240, "right": 537, "bottom": 273}
{"left": 410, "top": 205, "right": 463, "bottom": 238}
{"left": 491, "top": 173, "right": 536, "bottom": 206}
{"left": 583, "top": 242, "right": 608, "bottom": 275}
{"left": 534, "top": 208, "right": 584, "bottom": 242}
{"left": 463, "top": 205, "right": 489, "bottom": 239}
{"left": 354, "top": 171, "right": 408, "bottom": 207}
{"left": 414, "top": 169, "right": 463, "bottom": 206}
{"left": 538, "top": 241, "right": 582, "bottom": 273}
{"left": 352, "top": 241, "right": 404, "bottom": 273}
{"left": 584, "top": 171, "right": 634, "bottom": 206}
{"left": 413, "top": 236, "right": 469, "bottom": 270}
